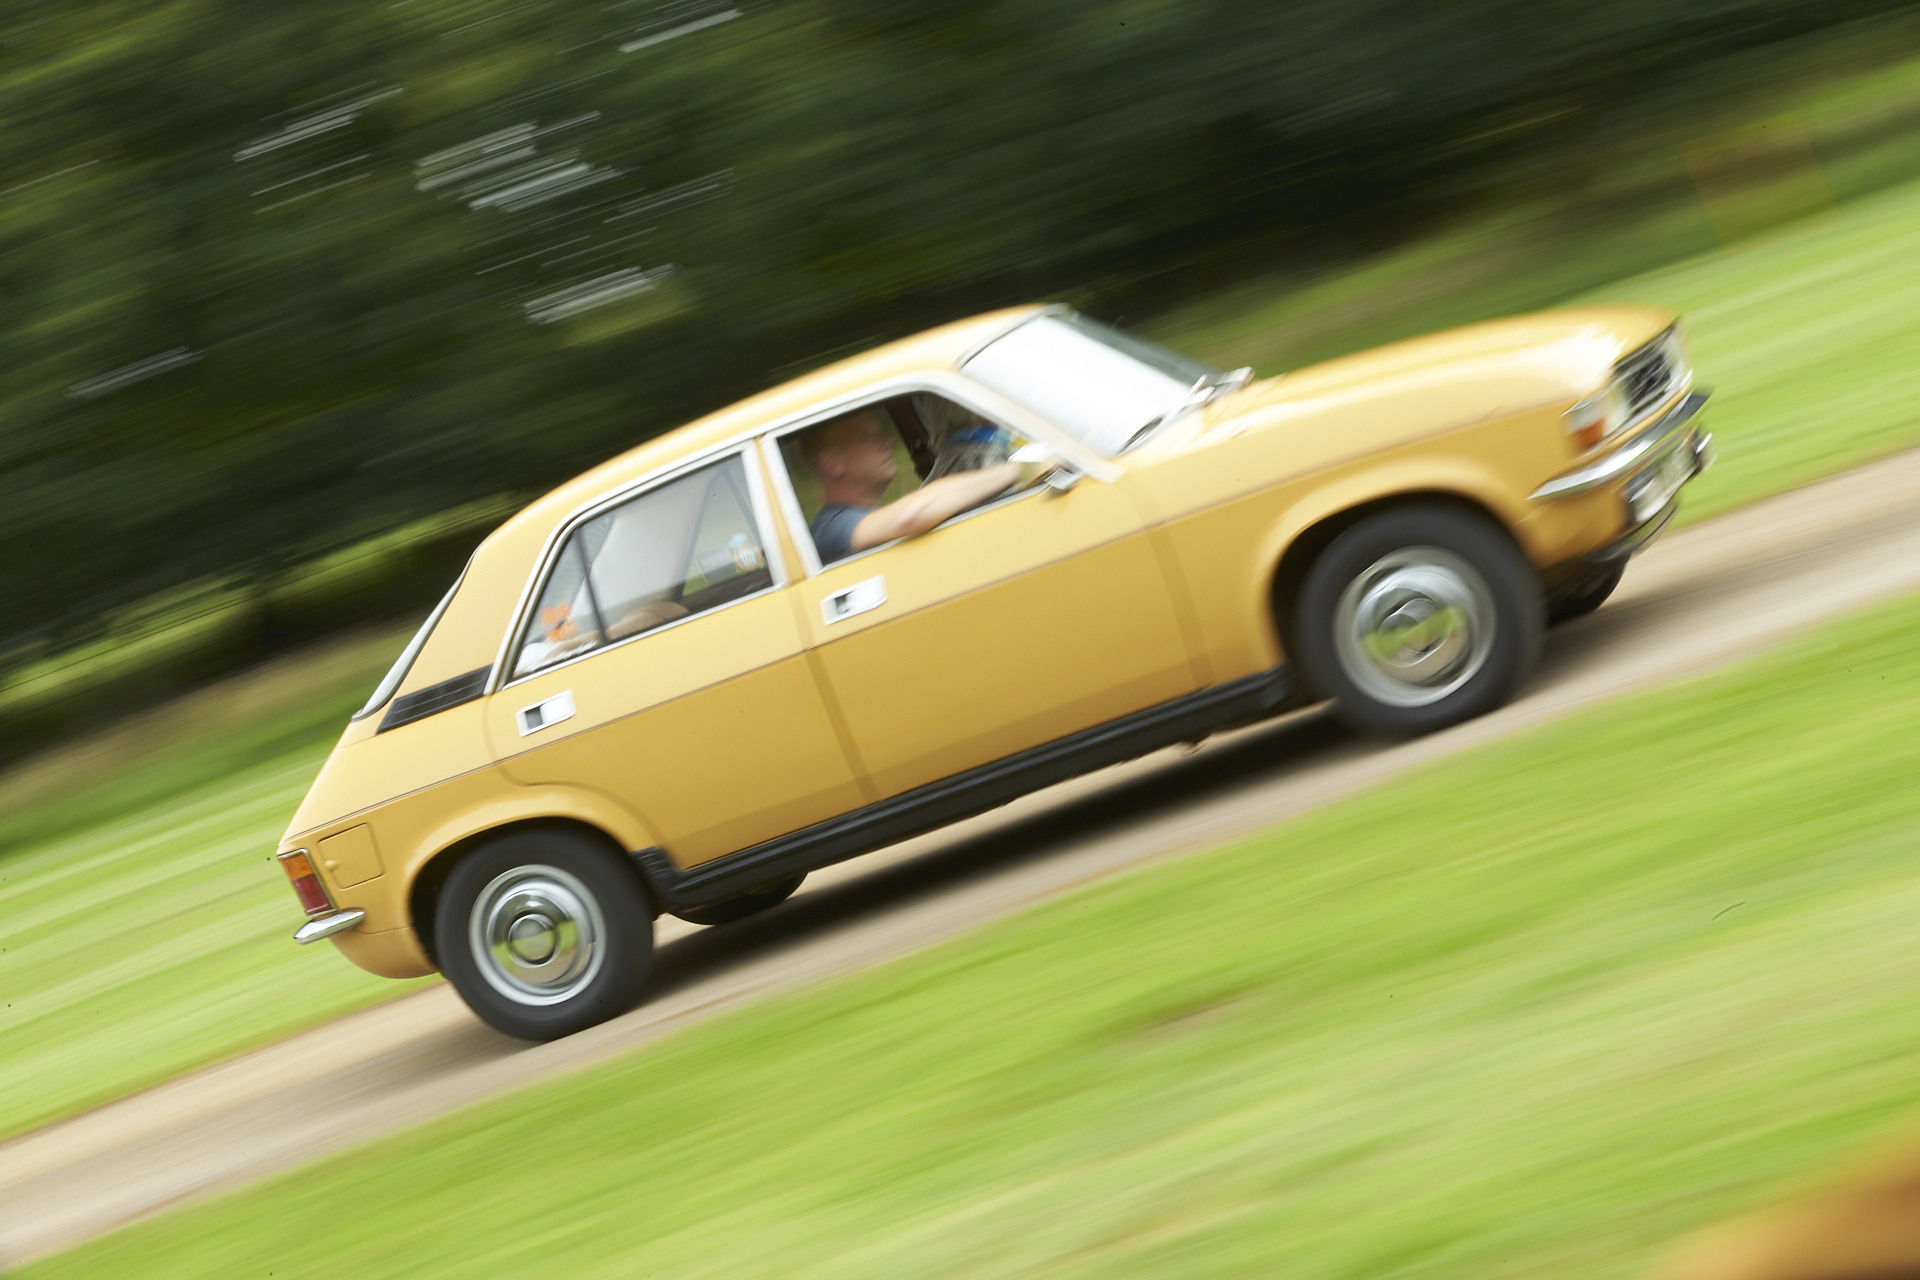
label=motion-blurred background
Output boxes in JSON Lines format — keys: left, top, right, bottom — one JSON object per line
{"left": 8, "top": 0, "right": 1920, "bottom": 762}
{"left": 15, "top": 8, "right": 1920, "bottom": 1279}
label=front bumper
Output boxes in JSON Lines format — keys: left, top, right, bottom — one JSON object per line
{"left": 1582, "top": 426, "right": 1714, "bottom": 564}
{"left": 1531, "top": 391, "right": 1709, "bottom": 501}
{"left": 1533, "top": 390, "right": 1712, "bottom": 562}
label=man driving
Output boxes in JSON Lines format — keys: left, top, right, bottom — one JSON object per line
{"left": 800, "top": 407, "right": 1050, "bottom": 564}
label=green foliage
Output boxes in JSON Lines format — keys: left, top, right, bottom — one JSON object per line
{"left": 3, "top": 0, "right": 1915, "bottom": 679}
{"left": 26, "top": 579, "right": 1920, "bottom": 1280}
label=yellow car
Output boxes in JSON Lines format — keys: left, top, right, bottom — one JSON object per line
{"left": 277, "top": 304, "right": 1709, "bottom": 1038}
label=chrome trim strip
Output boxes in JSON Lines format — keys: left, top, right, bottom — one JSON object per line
{"left": 293, "top": 909, "right": 365, "bottom": 945}
{"left": 952, "top": 303, "right": 1059, "bottom": 368}
{"left": 1532, "top": 391, "right": 1708, "bottom": 500}
{"left": 352, "top": 564, "right": 470, "bottom": 722}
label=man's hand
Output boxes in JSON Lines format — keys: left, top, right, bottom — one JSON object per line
{"left": 849, "top": 456, "right": 1056, "bottom": 552}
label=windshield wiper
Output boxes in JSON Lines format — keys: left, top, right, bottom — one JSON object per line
{"left": 1119, "top": 367, "right": 1254, "bottom": 454}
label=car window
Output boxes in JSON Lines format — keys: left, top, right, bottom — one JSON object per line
{"left": 777, "top": 393, "right": 1023, "bottom": 566}
{"left": 960, "top": 311, "right": 1220, "bottom": 456}
{"left": 511, "top": 455, "right": 773, "bottom": 678}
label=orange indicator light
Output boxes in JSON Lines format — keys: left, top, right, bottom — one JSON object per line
{"left": 279, "top": 850, "right": 333, "bottom": 917}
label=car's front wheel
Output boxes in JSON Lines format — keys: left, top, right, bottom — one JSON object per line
{"left": 1293, "top": 504, "right": 1542, "bottom": 737}
{"left": 436, "top": 827, "right": 654, "bottom": 1041}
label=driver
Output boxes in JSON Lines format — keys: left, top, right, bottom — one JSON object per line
{"left": 799, "top": 407, "right": 1051, "bottom": 564}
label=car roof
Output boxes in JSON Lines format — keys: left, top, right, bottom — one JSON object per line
{"left": 492, "top": 305, "right": 1041, "bottom": 551}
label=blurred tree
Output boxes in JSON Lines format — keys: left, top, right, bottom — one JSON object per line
{"left": 0, "top": 0, "right": 1908, "bottom": 708}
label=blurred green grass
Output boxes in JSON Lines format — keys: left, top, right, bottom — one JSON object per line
{"left": 28, "top": 571, "right": 1920, "bottom": 1280}
{"left": 0, "top": 628, "right": 437, "bottom": 1142}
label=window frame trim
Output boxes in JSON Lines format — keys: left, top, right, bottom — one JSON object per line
{"left": 756, "top": 370, "right": 1116, "bottom": 581}
{"left": 957, "top": 309, "right": 1224, "bottom": 459}
{"left": 491, "top": 443, "right": 791, "bottom": 693}
{"left": 352, "top": 562, "right": 471, "bottom": 721}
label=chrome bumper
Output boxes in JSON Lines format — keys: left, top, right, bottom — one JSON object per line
{"left": 1583, "top": 429, "right": 1714, "bottom": 564}
{"left": 293, "top": 909, "right": 365, "bottom": 945}
{"left": 1532, "top": 391, "right": 1710, "bottom": 501}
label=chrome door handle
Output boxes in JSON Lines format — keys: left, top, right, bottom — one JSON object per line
{"left": 517, "top": 690, "right": 576, "bottom": 736}
{"left": 821, "top": 575, "right": 887, "bottom": 625}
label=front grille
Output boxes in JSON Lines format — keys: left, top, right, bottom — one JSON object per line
{"left": 1616, "top": 329, "right": 1684, "bottom": 424}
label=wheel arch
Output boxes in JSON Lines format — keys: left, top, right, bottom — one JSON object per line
{"left": 1266, "top": 487, "right": 1524, "bottom": 663}
{"left": 408, "top": 815, "right": 655, "bottom": 968}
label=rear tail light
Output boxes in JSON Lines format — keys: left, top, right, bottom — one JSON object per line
{"left": 278, "top": 849, "right": 334, "bottom": 918}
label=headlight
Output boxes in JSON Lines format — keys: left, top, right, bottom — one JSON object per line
{"left": 1663, "top": 326, "right": 1695, "bottom": 394}
{"left": 1564, "top": 324, "right": 1693, "bottom": 452}
{"left": 1564, "top": 379, "right": 1629, "bottom": 451}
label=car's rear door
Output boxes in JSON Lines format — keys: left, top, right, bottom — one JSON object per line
{"left": 767, "top": 387, "right": 1198, "bottom": 803}
{"left": 483, "top": 447, "right": 865, "bottom": 869}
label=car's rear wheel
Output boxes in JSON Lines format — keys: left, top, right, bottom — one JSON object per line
{"left": 1293, "top": 504, "right": 1542, "bottom": 737}
{"left": 436, "top": 827, "right": 653, "bottom": 1041}
{"left": 672, "top": 874, "right": 805, "bottom": 927}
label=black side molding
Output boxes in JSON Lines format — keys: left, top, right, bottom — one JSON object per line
{"left": 379, "top": 666, "right": 490, "bottom": 733}
{"left": 634, "top": 663, "right": 1294, "bottom": 912}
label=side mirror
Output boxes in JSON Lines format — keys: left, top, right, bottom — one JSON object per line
{"left": 1044, "top": 466, "right": 1081, "bottom": 494}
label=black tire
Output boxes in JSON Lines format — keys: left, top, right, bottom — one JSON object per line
{"left": 1546, "top": 562, "right": 1624, "bottom": 627}
{"left": 1292, "top": 504, "right": 1543, "bottom": 737}
{"left": 435, "top": 827, "right": 654, "bottom": 1041}
{"left": 672, "top": 875, "right": 805, "bottom": 927}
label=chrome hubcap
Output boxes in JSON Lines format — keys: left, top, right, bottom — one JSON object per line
{"left": 1333, "top": 547, "right": 1496, "bottom": 708}
{"left": 470, "top": 865, "right": 604, "bottom": 1006}
{"left": 506, "top": 912, "right": 558, "bottom": 965}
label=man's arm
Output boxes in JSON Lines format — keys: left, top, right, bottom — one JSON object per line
{"left": 849, "top": 460, "right": 1041, "bottom": 552}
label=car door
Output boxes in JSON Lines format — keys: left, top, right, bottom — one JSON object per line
{"left": 483, "top": 448, "right": 866, "bottom": 869}
{"left": 767, "top": 387, "right": 1198, "bottom": 803}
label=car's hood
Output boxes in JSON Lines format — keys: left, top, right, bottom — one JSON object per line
{"left": 1137, "top": 306, "right": 1674, "bottom": 459}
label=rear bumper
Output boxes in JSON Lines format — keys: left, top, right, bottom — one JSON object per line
{"left": 293, "top": 909, "right": 365, "bottom": 945}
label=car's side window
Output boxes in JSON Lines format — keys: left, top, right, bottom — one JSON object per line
{"left": 511, "top": 454, "right": 773, "bottom": 678}
{"left": 776, "top": 392, "right": 1023, "bottom": 567}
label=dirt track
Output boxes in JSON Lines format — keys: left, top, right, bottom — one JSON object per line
{"left": 10, "top": 447, "right": 1920, "bottom": 1268}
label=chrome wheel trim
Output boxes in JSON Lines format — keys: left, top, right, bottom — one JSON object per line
{"left": 1332, "top": 546, "right": 1497, "bottom": 708}
{"left": 468, "top": 864, "right": 606, "bottom": 1007}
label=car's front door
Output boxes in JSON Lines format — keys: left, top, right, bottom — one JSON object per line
{"left": 770, "top": 391, "right": 1198, "bottom": 803}
{"left": 483, "top": 449, "right": 865, "bottom": 869}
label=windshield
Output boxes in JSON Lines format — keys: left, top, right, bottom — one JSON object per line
{"left": 353, "top": 573, "right": 464, "bottom": 720}
{"left": 960, "top": 311, "right": 1221, "bottom": 455}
